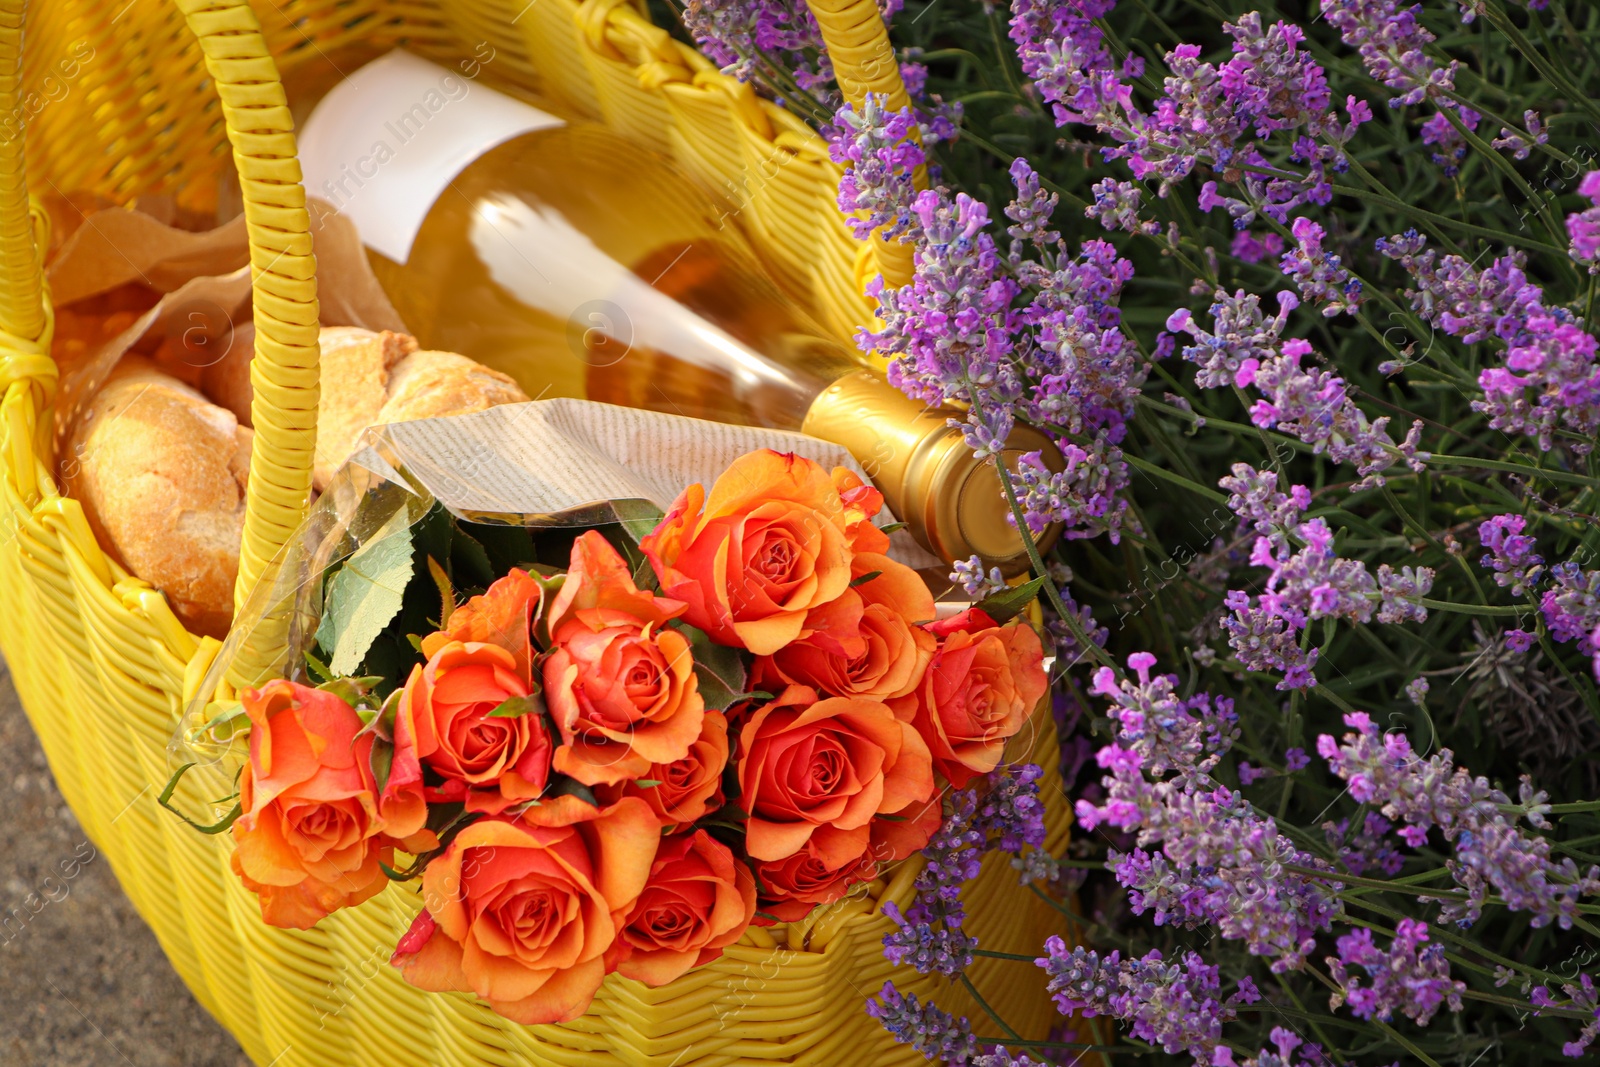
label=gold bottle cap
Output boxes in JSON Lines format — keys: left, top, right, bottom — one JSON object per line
{"left": 801, "top": 370, "right": 1064, "bottom": 575}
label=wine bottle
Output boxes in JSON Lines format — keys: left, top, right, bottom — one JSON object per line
{"left": 290, "top": 47, "right": 1062, "bottom": 572}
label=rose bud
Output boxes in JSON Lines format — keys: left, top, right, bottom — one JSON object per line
{"left": 640, "top": 449, "right": 858, "bottom": 655}
{"left": 543, "top": 531, "right": 705, "bottom": 787}
{"left": 231, "top": 680, "right": 426, "bottom": 929}
{"left": 396, "top": 640, "right": 553, "bottom": 814}
{"left": 736, "top": 685, "right": 933, "bottom": 863}
{"left": 391, "top": 797, "right": 659, "bottom": 1024}
{"left": 614, "top": 830, "right": 756, "bottom": 985}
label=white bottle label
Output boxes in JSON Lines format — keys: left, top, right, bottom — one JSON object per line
{"left": 298, "top": 50, "right": 566, "bottom": 264}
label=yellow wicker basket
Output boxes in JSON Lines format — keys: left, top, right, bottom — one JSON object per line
{"left": 0, "top": 1, "right": 1080, "bottom": 1064}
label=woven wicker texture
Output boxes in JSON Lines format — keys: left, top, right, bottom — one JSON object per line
{"left": 0, "top": 1, "right": 1082, "bottom": 1064}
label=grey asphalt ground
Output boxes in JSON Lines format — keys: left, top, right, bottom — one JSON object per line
{"left": 0, "top": 661, "right": 250, "bottom": 1066}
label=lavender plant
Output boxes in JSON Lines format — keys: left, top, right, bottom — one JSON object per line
{"left": 667, "top": 0, "right": 1600, "bottom": 1060}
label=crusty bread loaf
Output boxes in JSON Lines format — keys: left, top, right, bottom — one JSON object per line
{"left": 312, "top": 326, "right": 527, "bottom": 489}
{"left": 375, "top": 348, "right": 530, "bottom": 426}
{"left": 61, "top": 327, "right": 526, "bottom": 636}
{"left": 312, "top": 326, "right": 418, "bottom": 489}
{"left": 198, "top": 321, "right": 255, "bottom": 427}
{"left": 63, "top": 358, "right": 252, "bottom": 638}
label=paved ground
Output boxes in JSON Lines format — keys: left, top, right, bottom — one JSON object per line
{"left": 0, "top": 662, "right": 249, "bottom": 1066}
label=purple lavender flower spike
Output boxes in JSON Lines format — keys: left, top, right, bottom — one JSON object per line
{"left": 1529, "top": 974, "right": 1600, "bottom": 1057}
{"left": 1037, "top": 939, "right": 1259, "bottom": 1057}
{"left": 1214, "top": 1027, "right": 1337, "bottom": 1066}
{"left": 1011, "top": 435, "right": 1133, "bottom": 542}
{"left": 1377, "top": 563, "right": 1434, "bottom": 623}
{"left": 1221, "top": 589, "right": 1320, "bottom": 690}
{"left": 882, "top": 765, "right": 1053, "bottom": 978}
{"left": 867, "top": 982, "right": 980, "bottom": 1062}
{"left": 1247, "top": 340, "right": 1415, "bottom": 487}
{"left": 1568, "top": 171, "right": 1600, "bottom": 273}
{"left": 1080, "top": 656, "right": 1340, "bottom": 966}
{"left": 1420, "top": 106, "right": 1479, "bottom": 176}
{"left": 827, "top": 96, "right": 928, "bottom": 243}
{"left": 1493, "top": 109, "right": 1548, "bottom": 161}
{"left": 1328, "top": 918, "right": 1465, "bottom": 1025}
{"left": 1477, "top": 514, "right": 1545, "bottom": 596}
{"left": 952, "top": 555, "right": 1008, "bottom": 599}
{"left": 1009, "top": 0, "right": 1127, "bottom": 129}
{"left": 1544, "top": 562, "right": 1600, "bottom": 656}
{"left": 841, "top": 112, "right": 1149, "bottom": 546}
{"left": 683, "top": 0, "right": 829, "bottom": 89}
{"left": 1170, "top": 292, "right": 1418, "bottom": 486}
{"left": 1321, "top": 0, "right": 1459, "bottom": 107}
{"left": 1219, "top": 463, "right": 1310, "bottom": 547}
{"left": 1380, "top": 232, "right": 1600, "bottom": 450}
{"left": 1319, "top": 713, "right": 1600, "bottom": 928}
{"left": 1006, "top": 157, "right": 1060, "bottom": 247}
{"left": 1086, "top": 178, "right": 1156, "bottom": 235}
{"left": 1280, "top": 217, "right": 1364, "bottom": 316}
{"left": 1168, "top": 289, "right": 1299, "bottom": 390}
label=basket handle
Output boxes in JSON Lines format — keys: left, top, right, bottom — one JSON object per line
{"left": 806, "top": 0, "right": 909, "bottom": 111}
{"left": 0, "top": 0, "right": 314, "bottom": 680}
{"left": 179, "top": 0, "right": 320, "bottom": 680}
{"left": 0, "top": 1, "right": 42, "bottom": 345}
{"left": 804, "top": 0, "right": 917, "bottom": 288}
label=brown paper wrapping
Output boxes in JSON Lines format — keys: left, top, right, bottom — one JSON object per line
{"left": 48, "top": 198, "right": 407, "bottom": 462}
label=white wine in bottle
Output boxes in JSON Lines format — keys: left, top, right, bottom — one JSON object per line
{"left": 292, "top": 47, "right": 1061, "bottom": 571}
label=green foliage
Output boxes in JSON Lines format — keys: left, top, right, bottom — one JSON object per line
{"left": 973, "top": 575, "right": 1047, "bottom": 624}
{"left": 314, "top": 511, "right": 414, "bottom": 677}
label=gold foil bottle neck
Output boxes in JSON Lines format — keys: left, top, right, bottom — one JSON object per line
{"left": 802, "top": 370, "right": 1064, "bottom": 575}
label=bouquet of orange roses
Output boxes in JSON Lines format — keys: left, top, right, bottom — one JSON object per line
{"left": 194, "top": 447, "right": 1047, "bottom": 1025}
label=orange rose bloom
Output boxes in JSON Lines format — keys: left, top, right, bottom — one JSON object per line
{"left": 597, "top": 710, "right": 729, "bottom": 830}
{"left": 397, "top": 641, "right": 553, "bottom": 814}
{"left": 431, "top": 567, "right": 543, "bottom": 678}
{"left": 543, "top": 532, "right": 705, "bottom": 787}
{"left": 896, "top": 614, "right": 1049, "bottom": 788}
{"left": 752, "top": 802, "right": 942, "bottom": 924}
{"left": 614, "top": 830, "right": 756, "bottom": 986}
{"left": 752, "top": 826, "right": 876, "bottom": 923}
{"left": 640, "top": 450, "right": 856, "bottom": 655}
{"left": 231, "top": 680, "right": 425, "bottom": 929}
{"left": 755, "top": 553, "right": 935, "bottom": 701}
{"left": 392, "top": 797, "right": 660, "bottom": 1024}
{"left": 736, "top": 685, "right": 933, "bottom": 863}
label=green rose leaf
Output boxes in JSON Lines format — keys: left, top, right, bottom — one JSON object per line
{"left": 675, "top": 621, "right": 748, "bottom": 711}
{"left": 545, "top": 776, "right": 599, "bottom": 808}
{"left": 972, "top": 575, "right": 1047, "bottom": 625}
{"left": 370, "top": 736, "right": 395, "bottom": 797}
{"left": 487, "top": 691, "right": 547, "bottom": 719}
{"left": 315, "top": 510, "right": 416, "bottom": 676}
